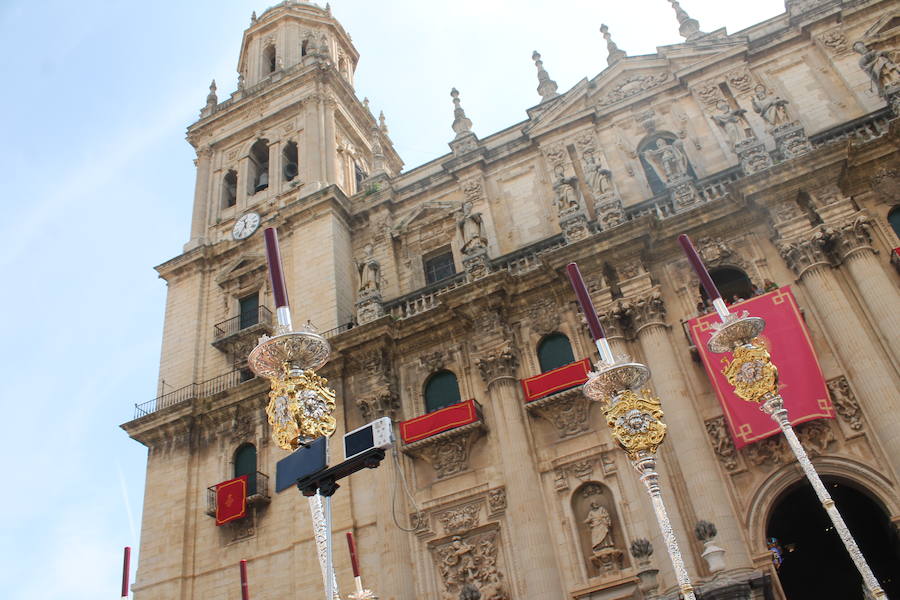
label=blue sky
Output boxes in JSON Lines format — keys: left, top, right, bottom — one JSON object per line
{"left": 0, "top": 1, "right": 785, "bottom": 597}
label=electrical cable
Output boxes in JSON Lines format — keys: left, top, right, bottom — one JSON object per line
{"left": 390, "top": 445, "right": 422, "bottom": 532}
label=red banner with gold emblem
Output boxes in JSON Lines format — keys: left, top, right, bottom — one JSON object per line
{"left": 688, "top": 287, "right": 833, "bottom": 448}
{"left": 215, "top": 475, "right": 248, "bottom": 526}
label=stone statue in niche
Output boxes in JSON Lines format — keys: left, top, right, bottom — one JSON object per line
{"left": 583, "top": 151, "right": 613, "bottom": 197}
{"left": 357, "top": 244, "right": 381, "bottom": 294}
{"left": 752, "top": 84, "right": 791, "bottom": 128}
{"left": 853, "top": 41, "right": 900, "bottom": 97}
{"left": 642, "top": 138, "right": 690, "bottom": 183}
{"left": 710, "top": 100, "right": 754, "bottom": 146}
{"left": 585, "top": 501, "right": 614, "bottom": 552}
{"left": 458, "top": 202, "right": 487, "bottom": 255}
{"left": 552, "top": 165, "right": 582, "bottom": 213}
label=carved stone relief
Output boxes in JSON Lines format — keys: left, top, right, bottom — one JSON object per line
{"left": 742, "top": 419, "right": 835, "bottom": 467}
{"left": 527, "top": 298, "right": 561, "bottom": 335}
{"left": 487, "top": 488, "right": 507, "bottom": 516}
{"left": 437, "top": 502, "right": 482, "bottom": 535}
{"left": 817, "top": 28, "right": 849, "bottom": 54}
{"left": 827, "top": 375, "right": 864, "bottom": 431}
{"left": 597, "top": 71, "right": 670, "bottom": 107}
{"left": 404, "top": 422, "right": 485, "bottom": 479}
{"left": 431, "top": 529, "right": 509, "bottom": 600}
{"left": 705, "top": 416, "right": 739, "bottom": 472}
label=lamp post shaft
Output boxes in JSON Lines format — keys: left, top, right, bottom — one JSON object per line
{"left": 762, "top": 397, "right": 886, "bottom": 598}
{"left": 632, "top": 453, "right": 697, "bottom": 600}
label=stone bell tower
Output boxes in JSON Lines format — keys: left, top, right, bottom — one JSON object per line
{"left": 125, "top": 4, "right": 401, "bottom": 597}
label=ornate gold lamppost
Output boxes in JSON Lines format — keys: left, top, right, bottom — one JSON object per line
{"left": 678, "top": 234, "right": 886, "bottom": 599}
{"left": 567, "top": 263, "right": 698, "bottom": 600}
{"left": 248, "top": 227, "right": 340, "bottom": 599}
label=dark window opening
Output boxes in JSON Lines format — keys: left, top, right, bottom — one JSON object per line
{"left": 424, "top": 370, "right": 461, "bottom": 413}
{"left": 264, "top": 45, "right": 276, "bottom": 73}
{"left": 239, "top": 293, "right": 259, "bottom": 330}
{"left": 537, "top": 333, "right": 576, "bottom": 373}
{"left": 767, "top": 476, "right": 900, "bottom": 599}
{"left": 424, "top": 251, "right": 455, "bottom": 285}
{"left": 699, "top": 267, "right": 754, "bottom": 304}
{"left": 234, "top": 444, "right": 257, "bottom": 496}
{"left": 283, "top": 142, "right": 298, "bottom": 181}
{"left": 301, "top": 39, "right": 309, "bottom": 57}
{"left": 239, "top": 367, "right": 254, "bottom": 383}
{"left": 888, "top": 206, "right": 900, "bottom": 240}
{"left": 222, "top": 169, "right": 237, "bottom": 207}
{"left": 249, "top": 139, "right": 269, "bottom": 194}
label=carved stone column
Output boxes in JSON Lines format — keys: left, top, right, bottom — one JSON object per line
{"left": 629, "top": 290, "right": 752, "bottom": 573}
{"left": 780, "top": 234, "right": 900, "bottom": 478}
{"left": 476, "top": 347, "right": 564, "bottom": 598}
{"left": 187, "top": 146, "right": 213, "bottom": 250}
{"left": 832, "top": 216, "right": 900, "bottom": 364}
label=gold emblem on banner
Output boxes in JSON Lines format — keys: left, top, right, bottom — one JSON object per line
{"left": 602, "top": 389, "right": 667, "bottom": 459}
{"left": 721, "top": 341, "right": 778, "bottom": 403}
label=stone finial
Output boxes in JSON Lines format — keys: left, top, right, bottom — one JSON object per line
{"left": 532, "top": 51, "right": 559, "bottom": 102}
{"left": 362, "top": 97, "right": 371, "bottom": 112}
{"left": 325, "top": 2, "right": 332, "bottom": 16}
{"left": 694, "top": 520, "right": 718, "bottom": 542}
{"left": 206, "top": 79, "right": 218, "bottom": 106}
{"left": 250, "top": 11, "right": 257, "bottom": 24}
{"left": 450, "top": 88, "right": 473, "bottom": 138}
{"left": 371, "top": 126, "right": 386, "bottom": 175}
{"left": 630, "top": 538, "right": 654, "bottom": 563}
{"left": 668, "top": 0, "right": 704, "bottom": 41}
{"left": 600, "top": 24, "right": 626, "bottom": 66}
{"left": 379, "top": 110, "right": 388, "bottom": 134}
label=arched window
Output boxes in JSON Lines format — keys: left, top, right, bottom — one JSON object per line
{"left": 701, "top": 267, "right": 754, "bottom": 304}
{"left": 234, "top": 443, "right": 257, "bottom": 496}
{"left": 301, "top": 38, "right": 309, "bottom": 57}
{"left": 424, "top": 370, "right": 461, "bottom": 413}
{"left": 222, "top": 169, "right": 237, "bottom": 207}
{"left": 263, "top": 45, "right": 276, "bottom": 74}
{"left": 282, "top": 142, "right": 298, "bottom": 182}
{"left": 249, "top": 139, "right": 269, "bottom": 195}
{"left": 888, "top": 206, "right": 900, "bottom": 240}
{"left": 537, "top": 333, "right": 575, "bottom": 372}
{"left": 637, "top": 132, "right": 696, "bottom": 196}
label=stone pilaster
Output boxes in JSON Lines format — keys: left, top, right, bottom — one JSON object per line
{"left": 779, "top": 234, "right": 900, "bottom": 479}
{"left": 187, "top": 146, "right": 213, "bottom": 251}
{"left": 475, "top": 347, "right": 564, "bottom": 598}
{"left": 831, "top": 216, "right": 900, "bottom": 364}
{"left": 629, "top": 290, "right": 752, "bottom": 574}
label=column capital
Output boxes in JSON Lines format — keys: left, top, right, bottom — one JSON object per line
{"left": 476, "top": 346, "right": 519, "bottom": 386}
{"left": 628, "top": 289, "right": 668, "bottom": 334}
{"left": 831, "top": 215, "right": 876, "bottom": 262}
{"left": 777, "top": 232, "right": 831, "bottom": 278}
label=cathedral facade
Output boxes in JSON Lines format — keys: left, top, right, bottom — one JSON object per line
{"left": 123, "top": 1, "right": 900, "bottom": 598}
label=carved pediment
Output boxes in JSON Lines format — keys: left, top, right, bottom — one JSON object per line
{"left": 391, "top": 200, "right": 461, "bottom": 238}
{"left": 215, "top": 253, "right": 267, "bottom": 292}
{"left": 593, "top": 68, "right": 672, "bottom": 108}
{"left": 864, "top": 11, "right": 900, "bottom": 44}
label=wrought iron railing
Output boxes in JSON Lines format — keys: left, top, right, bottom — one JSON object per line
{"left": 213, "top": 306, "right": 274, "bottom": 342}
{"left": 133, "top": 368, "right": 253, "bottom": 419}
{"left": 205, "top": 471, "right": 271, "bottom": 517}
{"left": 321, "top": 321, "right": 356, "bottom": 338}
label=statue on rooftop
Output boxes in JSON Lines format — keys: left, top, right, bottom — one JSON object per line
{"left": 853, "top": 41, "right": 900, "bottom": 98}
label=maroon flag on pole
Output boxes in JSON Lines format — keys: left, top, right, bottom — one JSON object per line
{"left": 688, "top": 287, "right": 834, "bottom": 448}
{"left": 215, "top": 476, "right": 248, "bottom": 526}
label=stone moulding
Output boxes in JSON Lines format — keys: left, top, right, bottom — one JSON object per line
{"left": 525, "top": 387, "right": 593, "bottom": 438}
{"left": 402, "top": 421, "right": 486, "bottom": 479}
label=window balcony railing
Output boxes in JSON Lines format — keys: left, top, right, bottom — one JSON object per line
{"left": 213, "top": 306, "right": 274, "bottom": 345}
{"left": 205, "top": 471, "right": 271, "bottom": 517}
{"left": 132, "top": 368, "right": 255, "bottom": 420}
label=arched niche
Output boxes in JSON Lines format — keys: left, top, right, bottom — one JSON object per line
{"left": 572, "top": 482, "right": 628, "bottom": 577}
{"left": 637, "top": 131, "right": 696, "bottom": 196}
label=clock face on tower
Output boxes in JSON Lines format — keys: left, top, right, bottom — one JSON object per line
{"left": 232, "top": 212, "right": 260, "bottom": 240}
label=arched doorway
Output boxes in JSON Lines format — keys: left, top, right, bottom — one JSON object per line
{"left": 766, "top": 477, "right": 899, "bottom": 599}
